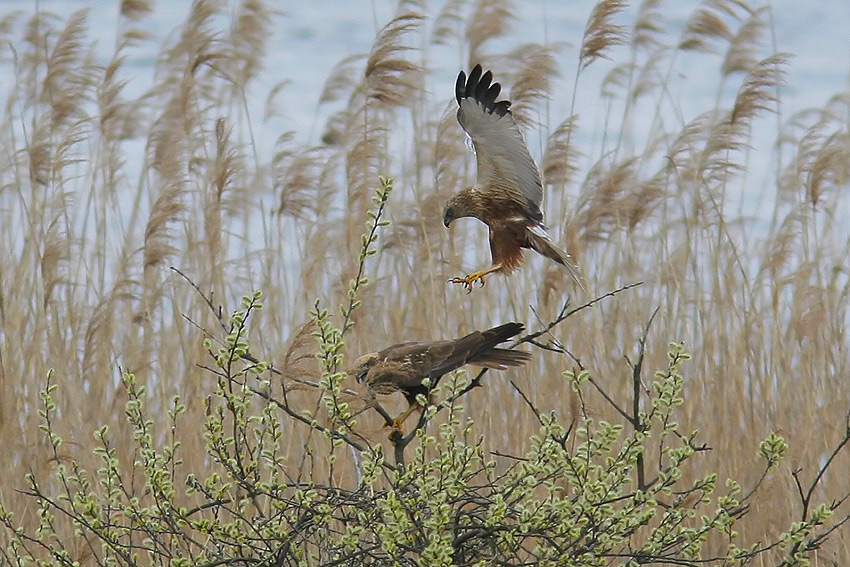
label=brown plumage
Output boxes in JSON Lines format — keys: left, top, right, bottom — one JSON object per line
{"left": 353, "top": 322, "right": 531, "bottom": 428}
{"left": 444, "top": 64, "right": 584, "bottom": 291}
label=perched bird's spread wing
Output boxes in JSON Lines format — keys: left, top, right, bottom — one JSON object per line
{"left": 456, "top": 64, "right": 543, "bottom": 224}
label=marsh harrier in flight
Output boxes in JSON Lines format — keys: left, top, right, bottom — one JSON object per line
{"left": 443, "top": 65, "right": 583, "bottom": 291}
{"left": 353, "top": 322, "right": 530, "bottom": 429}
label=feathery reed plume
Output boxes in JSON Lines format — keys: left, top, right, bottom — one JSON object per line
{"left": 280, "top": 320, "right": 320, "bottom": 385}
{"left": 721, "top": 7, "right": 767, "bottom": 76}
{"left": 41, "top": 215, "right": 68, "bottom": 307}
{"left": 319, "top": 54, "right": 367, "bottom": 104}
{"left": 669, "top": 50, "right": 785, "bottom": 202}
{"left": 339, "top": 11, "right": 422, "bottom": 257}
{"left": 44, "top": 9, "right": 94, "bottom": 127}
{"left": 81, "top": 293, "right": 115, "bottom": 383}
{"left": 791, "top": 283, "right": 827, "bottom": 342}
{"left": 630, "top": 47, "right": 668, "bottom": 101}
{"left": 143, "top": 181, "right": 183, "bottom": 272}
{"left": 696, "top": 113, "right": 746, "bottom": 190}
{"left": 382, "top": 190, "right": 444, "bottom": 254}
{"left": 542, "top": 114, "right": 581, "bottom": 190}
{"left": 506, "top": 43, "right": 561, "bottom": 127}
{"left": 431, "top": 0, "right": 467, "bottom": 45}
{"left": 27, "top": 123, "right": 51, "bottom": 187}
{"left": 435, "top": 105, "right": 468, "bottom": 190}
{"left": 761, "top": 206, "right": 802, "bottom": 277}
{"left": 580, "top": 0, "right": 628, "bottom": 69}
{"left": 625, "top": 171, "right": 666, "bottom": 230}
{"left": 779, "top": 115, "right": 828, "bottom": 203}
{"left": 574, "top": 156, "right": 637, "bottom": 242}
{"left": 777, "top": 101, "right": 850, "bottom": 206}
{"left": 160, "top": 0, "right": 221, "bottom": 82}
{"left": 806, "top": 132, "right": 850, "bottom": 207}
{"left": 678, "top": 2, "right": 734, "bottom": 52}
{"left": 98, "top": 56, "right": 130, "bottom": 142}
{"left": 204, "top": 118, "right": 236, "bottom": 264}
{"left": 364, "top": 11, "right": 423, "bottom": 107}
{"left": 731, "top": 52, "right": 787, "bottom": 125}
{"left": 668, "top": 111, "right": 711, "bottom": 184}
{"left": 52, "top": 120, "right": 87, "bottom": 178}
{"left": 120, "top": 0, "right": 152, "bottom": 20}
{"left": 320, "top": 109, "right": 350, "bottom": 146}
{"left": 275, "top": 132, "right": 334, "bottom": 221}
{"left": 632, "top": 0, "right": 664, "bottom": 49}
{"left": 0, "top": 12, "right": 21, "bottom": 39}
{"left": 146, "top": 111, "right": 186, "bottom": 271}
{"left": 228, "top": 0, "right": 272, "bottom": 87}
{"left": 21, "top": 13, "right": 52, "bottom": 84}
{"left": 601, "top": 61, "right": 633, "bottom": 99}
{"left": 466, "top": 0, "right": 514, "bottom": 64}
{"left": 344, "top": 121, "right": 387, "bottom": 234}
{"left": 212, "top": 118, "right": 244, "bottom": 211}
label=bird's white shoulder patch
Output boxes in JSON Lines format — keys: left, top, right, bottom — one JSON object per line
{"left": 528, "top": 223, "right": 550, "bottom": 239}
{"left": 509, "top": 213, "right": 528, "bottom": 223}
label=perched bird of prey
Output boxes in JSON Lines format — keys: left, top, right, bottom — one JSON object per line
{"left": 444, "top": 64, "right": 584, "bottom": 291}
{"left": 353, "top": 322, "right": 531, "bottom": 429}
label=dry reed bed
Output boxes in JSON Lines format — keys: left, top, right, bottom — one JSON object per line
{"left": 0, "top": 0, "right": 848, "bottom": 561}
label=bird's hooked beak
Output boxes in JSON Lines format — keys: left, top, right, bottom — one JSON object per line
{"left": 355, "top": 366, "right": 368, "bottom": 383}
{"left": 443, "top": 205, "right": 454, "bottom": 228}
{"left": 352, "top": 352, "right": 378, "bottom": 384}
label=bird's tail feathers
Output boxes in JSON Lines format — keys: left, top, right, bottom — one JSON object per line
{"left": 527, "top": 227, "right": 587, "bottom": 293}
{"left": 466, "top": 323, "right": 529, "bottom": 369}
{"left": 472, "top": 348, "right": 532, "bottom": 370}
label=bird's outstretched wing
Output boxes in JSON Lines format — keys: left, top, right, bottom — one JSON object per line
{"left": 456, "top": 65, "right": 543, "bottom": 224}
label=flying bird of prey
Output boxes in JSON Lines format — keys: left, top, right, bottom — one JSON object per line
{"left": 443, "top": 64, "right": 584, "bottom": 291}
{"left": 353, "top": 322, "right": 531, "bottom": 430}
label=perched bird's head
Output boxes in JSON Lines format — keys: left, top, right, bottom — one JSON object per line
{"left": 352, "top": 353, "right": 379, "bottom": 384}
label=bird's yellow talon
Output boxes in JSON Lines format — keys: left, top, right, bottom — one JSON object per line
{"left": 449, "top": 272, "right": 488, "bottom": 292}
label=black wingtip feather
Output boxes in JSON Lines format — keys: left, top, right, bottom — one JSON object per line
{"left": 475, "top": 70, "right": 493, "bottom": 101}
{"left": 466, "top": 64, "right": 482, "bottom": 98}
{"left": 456, "top": 64, "right": 512, "bottom": 117}
{"left": 486, "top": 82, "right": 501, "bottom": 102}
{"left": 455, "top": 70, "right": 466, "bottom": 106}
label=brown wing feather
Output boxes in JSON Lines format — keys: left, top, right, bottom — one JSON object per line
{"left": 375, "top": 340, "right": 456, "bottom": 393}
{"left": 429, "top": 322, "right": 525, "bottom": 376}
{"left": 362, "top": 359, "right": 415, "bottom": 395}
{"left": 356, "top": 323, "right": 529, "bottom": 400}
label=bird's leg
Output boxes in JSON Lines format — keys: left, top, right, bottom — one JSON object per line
{"left": 449, "top": 264, "right": 503, "bottom": 292}
{"left": 389, "top": 402, "right": 422, "bottom": 432}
